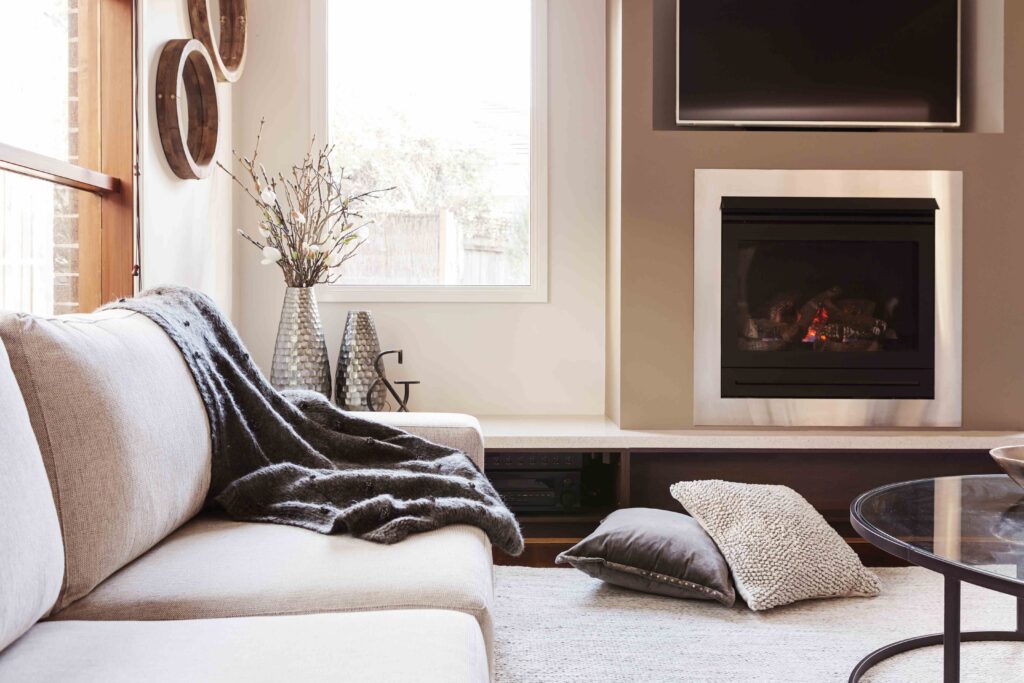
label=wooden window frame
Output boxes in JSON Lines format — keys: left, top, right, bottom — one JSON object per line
{"left": 0, "top": 0, "right": 135, "bottom": 311}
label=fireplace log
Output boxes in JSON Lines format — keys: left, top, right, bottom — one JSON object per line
{"left": 736, "top": 301, "right": 752, "bottom": 335}
{"left": 836, "top": 298, "right": 877, "bottom": 317}
{"left": 743, "top": 318, "right": 800, "bottom": 342}
{"left": 738, "top": 338, "right": 790, "bottom": 352}
{"left": 797, "top": 287, "right": 843, "bottom": 327}
{"left": 815, "top": 339, "right": 881, "bottom": 352}
{"left": 821, "top": 305, "right": 888, "bottom": 338}
{"left": 809, "top": 321, "right": 886, "bottom": 344}
{"left": 765, "top": 290, "right": 800, "bottom": 323}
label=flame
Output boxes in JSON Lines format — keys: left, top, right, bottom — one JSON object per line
{"left": 802, "top": 306, "right": 829, "bottom": 343}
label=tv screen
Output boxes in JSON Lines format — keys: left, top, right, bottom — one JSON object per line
{"left": 676, "top": 0, "right": 960, "bottom": 127}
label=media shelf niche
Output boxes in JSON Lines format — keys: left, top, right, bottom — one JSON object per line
{"left": 652, "top": 0, "right": 1004, "bottom": 133}
{"left": 484, "top": 450, "right": 630, "bottom": 542}
{"left": 486, "top": 443, "right": 1002, "bottom": 568}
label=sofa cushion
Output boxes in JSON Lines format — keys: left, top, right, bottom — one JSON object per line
{"left": 358, "top": 411, "right": 486, "bottom": 470}
{"left": 0, "top": 309, "right": 212, "bottom": 610}
{"left": 0, "top": 340, "right": 64, "bottom": 652}
{"left": 54, "top": 515, "right": 495, "bottom": 656}
{"left": 0, "top": 610, "right": 488, "bottom": 683}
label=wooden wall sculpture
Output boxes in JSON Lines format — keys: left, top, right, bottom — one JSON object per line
{"left": 155, "top": 39, "right": 219, "bottom": 180}
{"left": 156, "top": 1, "right": 247, "bottom": 179}
{"left": 188, "top": 0, "right": 248, "bottom": 83}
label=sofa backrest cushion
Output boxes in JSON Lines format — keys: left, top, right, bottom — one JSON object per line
{"left": 0, "top": 309, "right": 212, "bottom": 611}
{"left": 0, "top": 339, "right": 65, "bottom": 651}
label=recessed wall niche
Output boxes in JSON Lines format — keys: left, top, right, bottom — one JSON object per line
{"left": 654, "top": 0, "right": 1004, "bottom": 133}
{"left": 692, "top": 169, "right": 963, "bottom": 428}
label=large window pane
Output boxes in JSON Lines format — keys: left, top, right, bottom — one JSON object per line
{"left": 0, "top": 0, "right": 100, "bottom": 316}
{"left": 327, "top": 0, "right": 532, "bottom": 287}
{"left": 0, "top": 1, "right": 99, "bottom": 165}
{"left": 0, "top": 171, "right": 94, "bottom": 315}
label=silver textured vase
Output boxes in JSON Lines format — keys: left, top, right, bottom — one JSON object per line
{"left": 335, "top": 310, "right": 386, "bottom": 411}
{"left": 270, "top": 287, "right": 332, "bottom": 397}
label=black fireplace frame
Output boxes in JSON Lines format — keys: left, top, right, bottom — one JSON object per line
{"left": 720, "top": 197, "right": 936, "bottom": 399}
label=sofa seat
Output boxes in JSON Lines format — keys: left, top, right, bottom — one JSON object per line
{"left": 0, "top": 610, "right": 488, "bottom": 683}
{"left": 54, "top": 515, "right": 495, "bottom": 650}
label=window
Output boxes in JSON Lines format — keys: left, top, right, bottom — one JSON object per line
{"left": 313, "top": 0, "right": 547, "bottom": 302}
{"left": 0, "top": 172, "right": 97, "bottom": 315}
{"left": 0, "top": 0, "right": 134, "bottom": 315}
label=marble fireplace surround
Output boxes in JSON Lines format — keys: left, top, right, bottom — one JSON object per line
{"left": 693, "top": 169, "right": 963, "bottom": 428}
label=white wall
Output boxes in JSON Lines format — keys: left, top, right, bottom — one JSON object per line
{"left": 138, "top": 0, "right": 234, "bottom": 316}
{"left": 233, "top": 0, "right": 606, "bottom": 415}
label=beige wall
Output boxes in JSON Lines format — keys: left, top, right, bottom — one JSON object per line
{"left": 137, "top": 0, "right": 235, "bottom": 316}
{"left": 233, "top": 0, "right": 606, "bottom": 415}
{"left": 612, "top": 0, "right": 1022, "bottom": 429}
{"left": 605, "top": 0, "right": 623, "bottom": 424}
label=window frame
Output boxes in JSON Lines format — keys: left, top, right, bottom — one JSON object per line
{"left": 309, "top": 0, "right": 549, "bottom": 303}
{"left": 0, "top": 0, "right": 136, "bottom": 312}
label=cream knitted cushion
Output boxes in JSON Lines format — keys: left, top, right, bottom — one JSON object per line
{"left": 669, "top": 480, "right": 880, "bottom": 611}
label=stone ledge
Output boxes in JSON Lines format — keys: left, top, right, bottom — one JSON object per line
{"left": 477, "top": 415, "right": 1024, "bottom": 452}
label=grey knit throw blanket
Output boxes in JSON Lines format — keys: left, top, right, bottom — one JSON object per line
{"left": 105, "top": 286, "right": 523, "bottom": 556}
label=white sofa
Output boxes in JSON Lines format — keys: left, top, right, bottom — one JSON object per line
{"left": 0, "top": 309, "right": 494, "bottom": 682}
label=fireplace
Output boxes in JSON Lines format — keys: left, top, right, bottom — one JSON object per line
{"left": 721, "top": 197, "right": 936, "bottom": 399}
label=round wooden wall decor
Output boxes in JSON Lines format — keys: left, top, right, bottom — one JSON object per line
{"left": 156, "top": 39, "right": 220, "bottom": 180}
{"left": 188, "top": 0, "right": 248, "bottom": 83}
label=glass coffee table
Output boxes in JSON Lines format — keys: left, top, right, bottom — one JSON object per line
{"left": 850, "top": 474, "right": 1024, "bottom": 682}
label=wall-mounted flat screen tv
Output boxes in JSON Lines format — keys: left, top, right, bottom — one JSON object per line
{"left": 676, "top": 0, "right": 960, "bottom": 128}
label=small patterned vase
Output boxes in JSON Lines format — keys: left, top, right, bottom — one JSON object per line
{"left": 335, "top": 310, "right": 386, "bottom": 411}
{"left": 270, "top": 287, "right": 332, "bottom": 397}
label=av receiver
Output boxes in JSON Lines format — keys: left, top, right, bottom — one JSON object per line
{"left": 486, "top": 470, "right": 581, "bottom": 513}
{"left": 485, "top": 452, "right": 617, "bottom": 514}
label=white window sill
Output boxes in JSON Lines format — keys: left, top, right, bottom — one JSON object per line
{"left": 316, "top": 284, "right": 549, "bottom": 304}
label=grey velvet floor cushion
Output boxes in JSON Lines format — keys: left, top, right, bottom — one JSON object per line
{"left": 555, "top": 508, "right": 735, "bottom": 605}
{"left": 671, "top": 480, "right": 881, "bottom": 611}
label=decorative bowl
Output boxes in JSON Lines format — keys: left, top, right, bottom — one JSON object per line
{"left": 991, "top": 446, "right": 1024, "bottom": 489}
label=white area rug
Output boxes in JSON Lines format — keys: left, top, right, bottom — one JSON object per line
{"left": 493, "top": 566, "right": 1024, "bottom": 682}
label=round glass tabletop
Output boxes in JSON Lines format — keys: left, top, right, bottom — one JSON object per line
{"left": 852, "top": 474, "right": 1024, "bottom": 591}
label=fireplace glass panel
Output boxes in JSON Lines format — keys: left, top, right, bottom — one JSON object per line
{"left": 736, "top": 239, "right": 920, "bottom": 354}
{"left": 720, "top": 196, "right": 936, "bottom": 400}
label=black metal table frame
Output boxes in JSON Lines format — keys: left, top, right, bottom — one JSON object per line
{"left": 850, "top": 477, "right": 1024, "bottom": 683}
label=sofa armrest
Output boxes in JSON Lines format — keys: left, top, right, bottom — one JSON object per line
{"left": 357, "top": 412, "right": 486, "bottom": 471}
